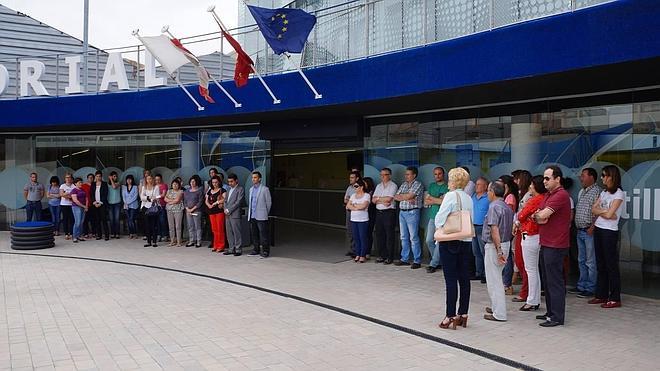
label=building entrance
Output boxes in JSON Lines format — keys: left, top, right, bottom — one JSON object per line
{"left": 269, "top": 140, "right": 363, "bottom": 261}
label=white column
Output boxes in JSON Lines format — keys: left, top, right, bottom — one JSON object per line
{"left": 511, "top": 114, "right": 542, "bottom": 171}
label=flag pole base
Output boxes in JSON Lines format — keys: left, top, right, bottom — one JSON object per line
{"left": 273, "top": 99, "right": 281, "bottom": 104}
{"left": 234, "top": 103, "right": 242, "bottom": 108}
{"left": 314, "top": 94, "right": 322, "bottom": 99}
{"left": 197, "top": 106, "right": 205, "bottom": 111}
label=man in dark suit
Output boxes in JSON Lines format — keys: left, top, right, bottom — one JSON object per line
{"left": 89, "top": 170, "right": 110, "bottom": 241}
{"left": 224, "top": 173, "right": 245, "bottom": 256}
{"left": 247, "top": 171, "right": 272, "bottom": 258}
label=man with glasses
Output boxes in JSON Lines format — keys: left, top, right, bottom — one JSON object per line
{"left": 344, "top": 170, "right": 361, "bottom": 258}
{"left": 423, "top": 167, "right": 448, "bottom": 273}
{"left": 394, "top": 166, "right": 424, "bottom": 269}
{"left": 372, "top": 168, "right": 398, "bottom": 264}
{"left": 533, "top": 165, "right": 572, "bottom": 327}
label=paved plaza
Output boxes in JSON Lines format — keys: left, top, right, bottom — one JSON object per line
{"left": 1, "top": 233, "right": 658, "bottom": 371}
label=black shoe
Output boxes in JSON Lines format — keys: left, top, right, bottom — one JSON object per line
{"left": 539, "top": 320, "right": 562, "bottom": 327}
{"left": 185, "top": 242, "right": 195, "bottom": 247}
{"left": 104, "top": 237, "right": 110, "bottom": 241}
{"left": 567, "top": 288, "right": 581, "bottom": 294}
{"left": 375, "top": 257, "right": 385, "bottom": 263}
{"left": 394, "top": 260, "right": 410, "bottom": 266}
{"left": 260, "top": 253, "right": 269, "bottom": 258}
{"left": 577, "top": 291, "right": 594, "bottom": 298}
{"left": 480, "top": 278, "right": 487, "bottom": 284}
{"left": 536, "top": 314, "right": 549, "bottom": 320}
{"left": 426, "top": 266, "right": 438, "bottom": 273}
{"left": 223, "top": 250, "right": 234, "bottom": 255}
{"left": 144, "top": 243, "right": 151, "bottom": 247}
{"left": 234, "top": 252, "right": 242, "bottom": 256}
{"left": 411, "top": 263, "right": 421, "bottom": 269}
{"left": 248, "top": 251, "right": 260, "bottom": 256}
{"left": 383, "top": 259, "right": 393, "bottom": 265}
{"left": 195, "top": 243, "right": 201, "bottom": 248}
{"left": 152, "top": 243, "right": 158, "bottom": 247}
{"left": 519, "top": 304, "right": 540, "bottom": 311}
{"left": 96, "top": 237, "right": 102, "bottom": 240}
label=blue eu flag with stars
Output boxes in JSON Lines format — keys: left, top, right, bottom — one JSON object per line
{"left": 247, "top": 5, "right": 317, "bottom": 55}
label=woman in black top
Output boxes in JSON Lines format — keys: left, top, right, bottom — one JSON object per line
{"left": 205, "top": 175, "right": 226, "bottom": 252}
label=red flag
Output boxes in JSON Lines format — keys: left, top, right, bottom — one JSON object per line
{"left": 170, "top": 38, "right": 215, "bottom": 103}
{"left": 221, "top": 30, "right": 253, "bottom": 88}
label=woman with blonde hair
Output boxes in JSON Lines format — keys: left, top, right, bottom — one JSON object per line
{"left": 434, "top": 167, "right": 474, "bottom": 329}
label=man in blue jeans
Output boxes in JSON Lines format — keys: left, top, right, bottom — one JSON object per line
{"left": 394, "top": 166, "right": 424, "bottom": 269}
{"left": 107, "top": 171, "right": 122, "bottom": 238}
{"left": 471, "top": 176, "right": 490, "bottom": 283}
{"left": 23, "top": 172, "right": 45, "bottom": 222}
{"left": 569, "top": 168, "right": 601, "bottom": 297}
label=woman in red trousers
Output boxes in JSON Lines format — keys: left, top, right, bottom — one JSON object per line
{"left": 205, "top": 175, "right": 226, "bottom": 252}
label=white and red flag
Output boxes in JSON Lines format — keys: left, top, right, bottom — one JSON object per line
{"left": 139, "top": 35, "right": 214, "bottom": 103}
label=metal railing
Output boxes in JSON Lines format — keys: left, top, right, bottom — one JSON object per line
{"left": 0, "top": 0, "right": 613, "bottom": 100}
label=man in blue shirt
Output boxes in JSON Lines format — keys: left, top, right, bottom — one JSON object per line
{"left": 471, "top": 176, "right": 490, "bottom": 283}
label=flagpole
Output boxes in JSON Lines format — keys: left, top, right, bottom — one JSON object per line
{"left": 162, "top": 27, "right": 242, "bottom": 108}
{"left": 207, "top": 6, "right": 281, "bottom": 104}
{"left": 285, "top": 51, "right": 322, "bottom": 99}
{"left": 132, "top": 29, "right": 204, "bottom": 111}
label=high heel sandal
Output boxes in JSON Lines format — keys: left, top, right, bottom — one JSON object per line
{"left": 438, "top": 316, "right": 457, "bottom": 330}
{"left": 456, "top": 315, "right": 468, "bottom": 328}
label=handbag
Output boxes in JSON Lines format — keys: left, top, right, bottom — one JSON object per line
{"left": 144, "top": 188, "right": 161, "bottom": 216}
{"left": 434, "top": 191, "right": 475, "bottom": 242}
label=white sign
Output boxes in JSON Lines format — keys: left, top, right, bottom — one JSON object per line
{"left": 0, "top": 51, "right": 169, "bottom": 97}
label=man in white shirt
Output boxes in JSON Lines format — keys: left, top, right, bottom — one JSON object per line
{"left": 372, "top": 168, "right": 398, "bottom": 264}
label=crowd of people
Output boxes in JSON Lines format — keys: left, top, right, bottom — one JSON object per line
{"left": 342, "top": 164, "right": 625, "bottom": 329}
{"left": 23, "top": 168, "right": 273, "bottom": 258}
{"left": 23, "top": 161, "right": 626, "bottom": 328}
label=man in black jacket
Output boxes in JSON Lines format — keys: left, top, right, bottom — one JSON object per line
{"left": 90, "top": 170, "right": 110, "bottom": 241}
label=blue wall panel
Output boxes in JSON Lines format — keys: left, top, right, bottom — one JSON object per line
{"left": 1, "top": 0, "right": 659, "bottom": 128}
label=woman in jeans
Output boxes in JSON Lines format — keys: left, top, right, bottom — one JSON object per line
{"left": 346, "top": 179, "right": 371, "bottom": 263}
{"left": 140, "top": 175, "right": 162, "bottom": 247}
{"left": 47, "top": 176, "right": 61, "bottom": 235}
{"left": 434, "top": 167, "right": 474, "bottom": 329}
{"left": 59, "top": 173, "right": 76, "bottom": 239}
{"left": 184, "top": 175, "right": 204, "bottom": 247}
{"left": 122, "top": 175, "right": 139, "bottom": 239}
{"left": 514, "top": 175, "right": 546, "bottom": 311}
{"left": 165, "top": 179, "right": 185, "bottom": 247}
{"left": 70, "top": 178, "right": 88, "bottom": 243}
{"left": 590, "top": 165, "right": 625, "bottom": 308}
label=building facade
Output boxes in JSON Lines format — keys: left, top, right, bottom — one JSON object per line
{"left": 1, "top": 0, "right": 659, "bottom": 297}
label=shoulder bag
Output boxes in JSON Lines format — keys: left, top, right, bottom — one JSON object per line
{"left": 434, "top": 191, "right": 475, "bottom": 242}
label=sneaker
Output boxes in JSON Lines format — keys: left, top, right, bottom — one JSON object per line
{"left": 577, "top": 291, "right": 594, "bottom": 298}
{"left": 411, "top": 263, "right": 421, "bottom": 269}
{"left": 248, "top": 251, "right": 260, "bottom": 256}
{"left": 375, "top": 257, "right": 385, "bottom": 263}
{"left": 73, "top": 239, "right": 79, "bottom": 243}
{"left": 426, "top": 266, "right": 438, "bottom": 273}
{"left": 260, "top": 252, "right": 269, "bottom": 259}
{"left": 394, "top": 260, "right": 410, "bottom": 266}
{"left": 567, "top": 288, "right": 581, "bottom": 294}
{"left": 383, "top": 259, "right": 393, "bottom": 265}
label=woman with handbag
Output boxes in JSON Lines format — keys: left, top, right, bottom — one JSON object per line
{"left": 140, "top": 175, "right": 162, "bottom": 247}
{"left": 165, "top": 179, "right": 185, "bottom": 247}
{"left": 434, "top": 167, "right": 474, "bottom": 330}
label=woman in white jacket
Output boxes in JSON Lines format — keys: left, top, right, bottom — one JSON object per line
{"left": 140, "top": 175, "right": 162, "bottom": 247}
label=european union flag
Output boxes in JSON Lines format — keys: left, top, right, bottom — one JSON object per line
{"left": 247, "top": 5, "right": 317, "bottom": 55}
